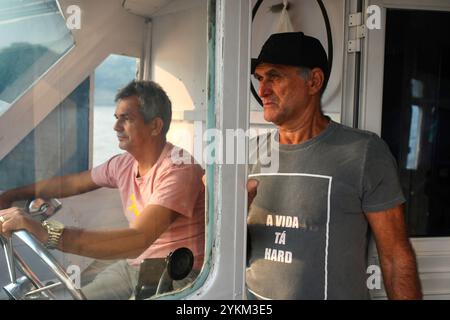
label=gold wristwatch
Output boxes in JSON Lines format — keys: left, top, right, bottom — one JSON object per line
{"left": 42, "top": 220, "right": 65, "bottom": 249}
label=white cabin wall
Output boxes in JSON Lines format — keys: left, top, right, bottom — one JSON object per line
{"left": 149, "top": 0, "right": 208, "bottom": 161}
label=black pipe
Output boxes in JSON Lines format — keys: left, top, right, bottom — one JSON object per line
{"left": 251, "top": 0, "right": 264, "bottom": 107}
{"left": 316, "top": 0, "right": 333, "bottom": 90}
{"left": 353, "top": 0, "right": 362, "bottom": 128}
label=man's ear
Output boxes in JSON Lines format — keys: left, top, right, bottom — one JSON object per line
{"left": 150, "top": 117, "right": 164, "bottom": 136}
{"left": 309, "top": 68, "right": 325, "bottom": 95}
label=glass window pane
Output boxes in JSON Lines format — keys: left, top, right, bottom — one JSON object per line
{"left": 93, "top": 54, "right": 138, "bottom": 167}
{"left": 381, "top": 9, "right": 450, "bottom": 237}
{"left": 0, "top": 77, "right": 90, "bottom": 296}
{"left": 0, "top": 77, "right": 90, "bottom": 191}
{"left": 0, "top": 0, "right": 211, "bottom": 300}
{"left": 0, "top": 0, "right": 74, "bottom": 116}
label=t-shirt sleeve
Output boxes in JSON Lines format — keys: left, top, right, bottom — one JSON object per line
{"left": 91, "top": 155, "right": 121, "bottom": 188}
{"left": 149, "top": 164, "right": 204, "bottom": 218}
{"left": 361, "top": 135, "right": 406, "bottom": 212}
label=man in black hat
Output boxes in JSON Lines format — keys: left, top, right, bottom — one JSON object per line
{"left": 246, "top": 32, "right": 421, "bottom": 300}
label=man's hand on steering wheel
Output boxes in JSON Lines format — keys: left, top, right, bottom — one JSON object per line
{"left": 0, "top": 207, "right": 47, "bottom": 241}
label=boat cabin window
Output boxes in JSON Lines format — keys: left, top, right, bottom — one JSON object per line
{"left": 93, "top": 54, "right": 139, "bottom": 167}
{"left": 381, "top": 9, "right": 450, "bottom": 237}
{"left": 0, "top": 0, "right": 74, "bottom": 116}
{"left": 0, "top": 0, "right": 210, "bottom": 300}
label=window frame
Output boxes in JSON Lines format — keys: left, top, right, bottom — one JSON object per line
{"left": 360, "top": 0, "right": 450, "bottom": 299}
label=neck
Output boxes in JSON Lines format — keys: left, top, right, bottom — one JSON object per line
{"left": 132, "top": 139, "right": 166, "bottom": 177}
{"left": 278, "top": 102, "right": 329, "bottom": 145}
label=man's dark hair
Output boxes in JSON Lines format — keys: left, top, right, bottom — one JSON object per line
{"left": 115, "top": 80, "right": 172, "bottom": 136}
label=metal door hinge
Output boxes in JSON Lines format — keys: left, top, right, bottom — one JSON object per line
{"left": 348, "top": 12, "right": 366, "bottom": 53}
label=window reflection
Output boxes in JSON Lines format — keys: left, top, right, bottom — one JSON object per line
{"left": 406, "top": 105, "right": 423, "bottom": 170}
{"left": 0, "top": 0, "right": 74, "bottom": 116}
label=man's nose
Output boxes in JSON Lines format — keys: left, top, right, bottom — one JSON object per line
{"left": 113, "top": 119, "right": 122, "bottom": 132}
{"left": 258, "top": 81, "right": 272, "bottom": 97}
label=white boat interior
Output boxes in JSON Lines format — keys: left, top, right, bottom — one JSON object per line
{"left": 0, "top": 0, "right": 450, "bottom": 300}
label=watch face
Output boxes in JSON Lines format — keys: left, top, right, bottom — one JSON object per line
{"left": 44, "top": 220, "right": 64, "bottom": 234}
{"left": 47, "top": 220, "right": 63, "bottom": 229}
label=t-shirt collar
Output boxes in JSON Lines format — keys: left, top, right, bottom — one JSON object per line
{"left": 133, "top": 142, "right": 172, "bottom": 180}
{"left": 272, "top": 119, "right": 337, "bottom": 151}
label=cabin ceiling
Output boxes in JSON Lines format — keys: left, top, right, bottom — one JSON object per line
{"left": 122, "top": 0, "right": 174, "bottom": 18}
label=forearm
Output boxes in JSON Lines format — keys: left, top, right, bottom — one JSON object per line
{"left": 4, "top": 205, "right": 176, "bottom": 261}
{"left": 1, "top": 185, "right": 36, "bottom": 204}
{"left": 1, "top": 171, "right": 99, "bottom": 203}
{"left": 7, "top": 212, "right": 153, "bottom": 260}
{"left": 59, "top": 227, "right": 150, "bottom": 260}
{"left": 381, "top": 243, "right": 422, "bottom": 299}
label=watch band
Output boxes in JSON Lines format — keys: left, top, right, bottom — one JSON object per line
{"left": 42, "top": 220, "right": 64, "bottom": 249}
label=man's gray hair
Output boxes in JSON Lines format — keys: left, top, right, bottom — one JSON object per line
{"left": 296, "top": 67, "right": 326, "bottom": 96}
{"left": 115, "top": 80, "right": 172, "bottom": 136}
{"left": 297, "top": 67, "right": 312, "bottom": 81}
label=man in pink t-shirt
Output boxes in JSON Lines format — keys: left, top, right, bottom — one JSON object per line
{"left": 90, "top": 142, "right": 204, "bottom": 269}
{"left": 0, "top": 80, "right": 205, "bottom": 299}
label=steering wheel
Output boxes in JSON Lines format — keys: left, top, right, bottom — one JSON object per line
{"left": 0, "top": 199, "right": 86, "bottom": 300}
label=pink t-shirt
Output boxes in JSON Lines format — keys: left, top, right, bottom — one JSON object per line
{"left": 91, "top": 142, "right": 205, "bottom": 270}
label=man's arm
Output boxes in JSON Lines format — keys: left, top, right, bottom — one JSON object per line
{"left": 365, "top": 204, "right": 422, "bottom": 299}
{"left": 246, "top": 179, "right": 259, "bottom": 210}
{"left": 0, "top": 204, "right": 178, "bottom": 260}
{"left": 0, "top": 171, "right": 100, "bottom": 209}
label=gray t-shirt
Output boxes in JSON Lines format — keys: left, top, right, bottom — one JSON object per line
{"left": 246, "top": 121, "right": 405, "bottom": 300}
